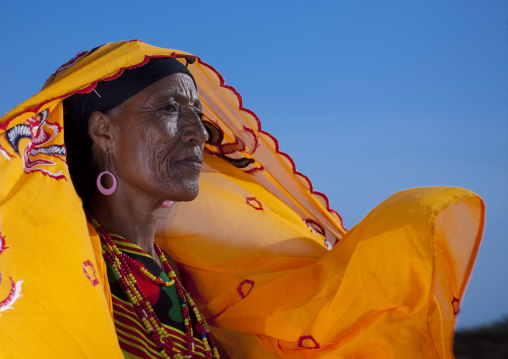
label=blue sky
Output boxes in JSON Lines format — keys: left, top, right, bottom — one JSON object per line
{"left": 1, "top": 1, "right": 506, "bottom": 329}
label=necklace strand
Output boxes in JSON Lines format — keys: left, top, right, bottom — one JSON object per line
{"left": 87, "top": 212, "right": 220, "bottom": 359}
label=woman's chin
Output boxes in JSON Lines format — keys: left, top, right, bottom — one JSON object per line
{"left": 162, "top": 185, "right": 200, "bottom": 203}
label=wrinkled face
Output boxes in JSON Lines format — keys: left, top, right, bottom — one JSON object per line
{"left": 108, "top": 73, "right": 207, "bottom": 202}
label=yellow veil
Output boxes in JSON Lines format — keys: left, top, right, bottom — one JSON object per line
{"left": 0, "top": 40, "right": 483, "bottom": 358}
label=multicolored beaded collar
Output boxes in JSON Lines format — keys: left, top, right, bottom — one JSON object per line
{"left": 87, "top": 211, "right": 220, "bottom": 359}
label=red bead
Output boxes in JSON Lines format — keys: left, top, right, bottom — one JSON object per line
{"left": 154, "top": 277, "right": 164, "bottom": 285}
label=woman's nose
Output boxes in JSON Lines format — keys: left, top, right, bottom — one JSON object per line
{"left": 182, "top": 110, "right": 209, "bottom": 146}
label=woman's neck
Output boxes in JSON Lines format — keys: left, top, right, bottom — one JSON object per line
{"left": 89, "top": 193, "right": 161, "bottom": 261}
{"left": 89, "top": 193, "right": 183, "bottom": 280}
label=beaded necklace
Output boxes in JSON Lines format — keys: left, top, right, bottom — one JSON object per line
{"left": 87, "top": 212, "right": 220, "bottom": 359}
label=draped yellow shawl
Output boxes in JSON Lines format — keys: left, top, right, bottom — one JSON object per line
{"left": 0, "top": 40, "right": 484, "bottom": 358}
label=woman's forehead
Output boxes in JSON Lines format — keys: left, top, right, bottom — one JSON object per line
{"left": 146, "top": 73, "right": 199, "bottom": 101}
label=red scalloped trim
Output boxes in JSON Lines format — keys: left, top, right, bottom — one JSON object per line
{"left": 49, "top": 49, "right": 92, "bottom": 78}
{"left": 2, "top": 43, "right": 345, "bottom": 231}
{"left": 196, "top": 59, "right": 346, "bottom": 232}
{"left": 2, "top": 52, "right": 183, "bottom": 130}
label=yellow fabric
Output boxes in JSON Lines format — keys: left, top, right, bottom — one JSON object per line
{"left": 0, "top": 40, "right": 484, "bottom": 358}
{"left": 0, "top": 101, "right": 121, "bottom": 357}
{"left": 155, "top": 167, "right": 483, "bottom": 358}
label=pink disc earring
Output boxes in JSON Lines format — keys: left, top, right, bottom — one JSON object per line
{"left": 96, "top": 151, "right": 117, "bottom": 195}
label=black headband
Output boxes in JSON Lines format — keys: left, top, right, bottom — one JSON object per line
{"left": 65, "top": 57, "right": 195, "bottom": 124}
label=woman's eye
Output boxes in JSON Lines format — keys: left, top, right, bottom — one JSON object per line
{"left": 162, "top": 104, "right": 178, "bottom": 112}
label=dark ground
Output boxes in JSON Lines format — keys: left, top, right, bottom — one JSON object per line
{"left": 454, "top": 317, "right": 508, "bottom": 359}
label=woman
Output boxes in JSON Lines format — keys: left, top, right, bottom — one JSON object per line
{"left": 0, "top": 41, "right": 484, "bottom": 358}
{"left": 64, "top": 57, "right": 223, "bottom": 358}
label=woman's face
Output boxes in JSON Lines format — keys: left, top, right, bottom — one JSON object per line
{"left": 107, "top": 73, "right": 207, "bottom": 203}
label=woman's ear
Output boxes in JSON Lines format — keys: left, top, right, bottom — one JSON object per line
{"left": 88, "top": 110, "right": 116, "bottom": 152}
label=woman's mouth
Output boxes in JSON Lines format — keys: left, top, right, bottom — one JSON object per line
{"left": 175, "top": 155, "right": 203, "bottom": 169}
